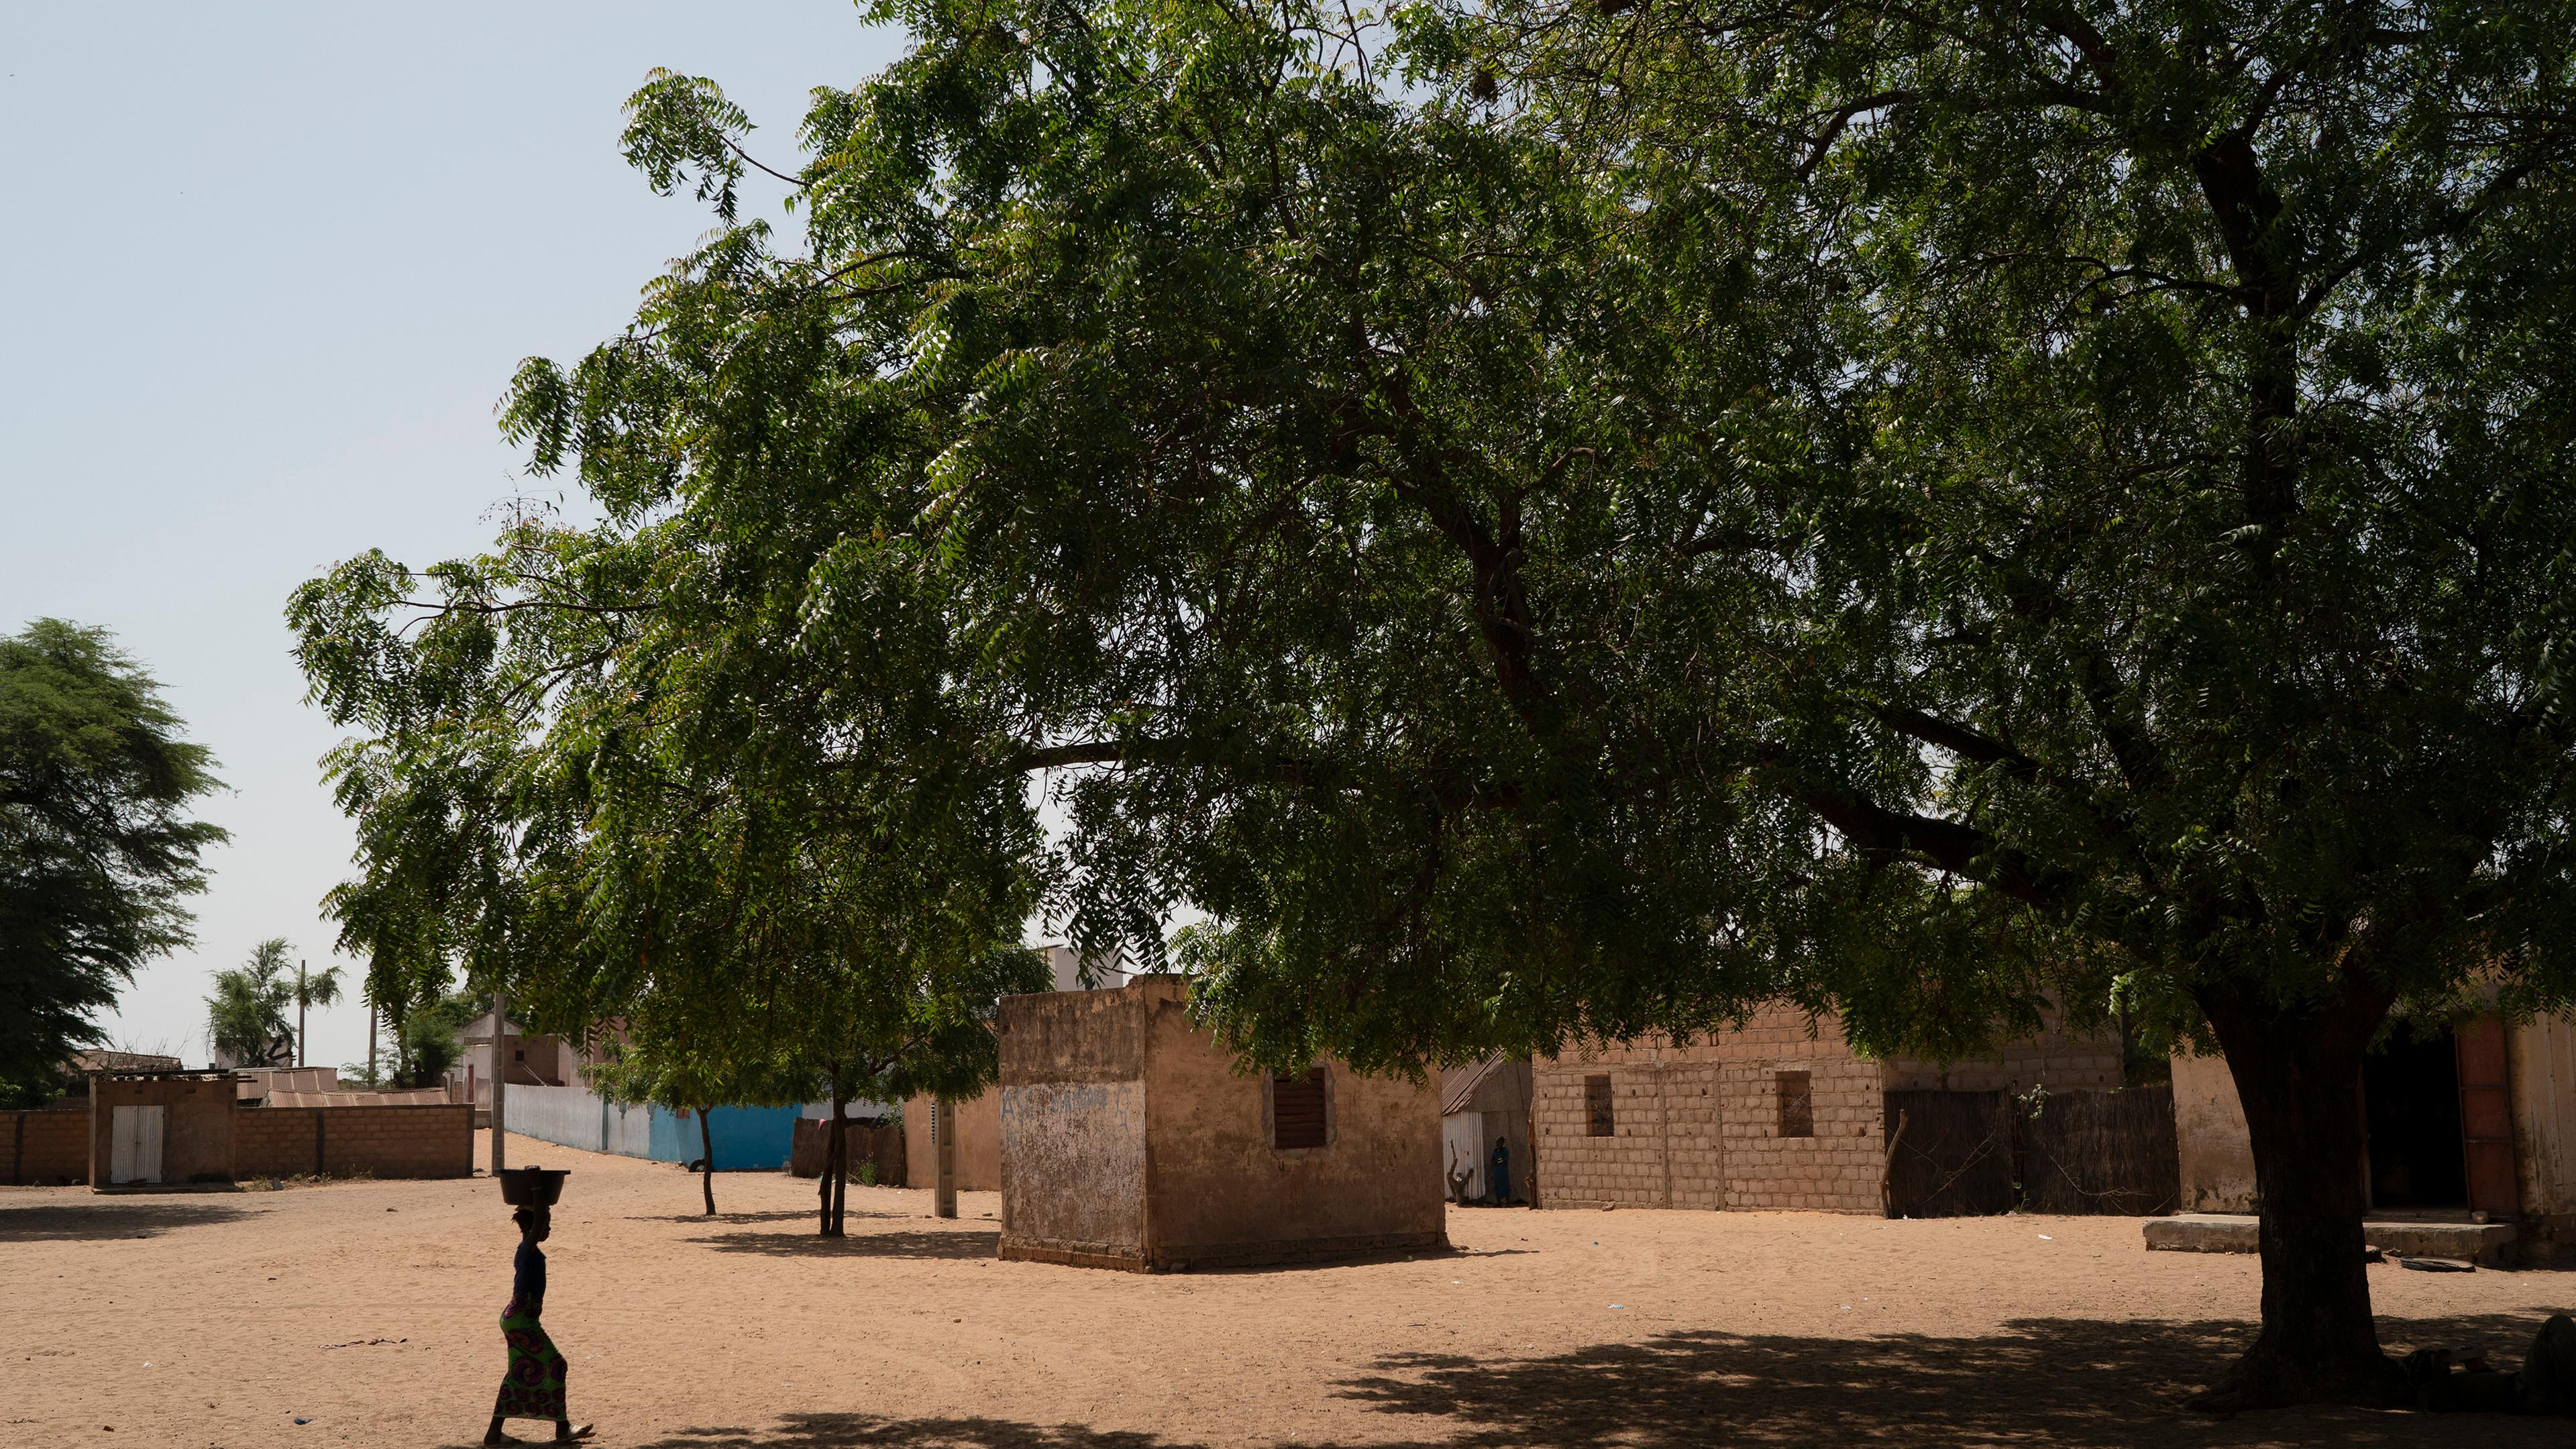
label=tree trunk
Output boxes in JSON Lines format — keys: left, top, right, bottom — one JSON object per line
{"left": 2191, "top": 971, "right": 2406, "bottom": 1410}
{"left": 934, "top": 1095, "right": 958, "bottom": 1220}
{"left": 817, "top": 1112, "right": 835, "bottom": 1234}
{"left": 829, "top": 1082, "right": 849, "bottom": 1238}
{"left": 698, "top": 1108, "right": 716, "bottom": 1217}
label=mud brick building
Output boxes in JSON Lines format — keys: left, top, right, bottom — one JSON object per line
{"left": 996, "top": 977, "right": 1446, "bottom": 1271}
{"left": 1531, "top": 1004, "right": 2122, "bottom": 1212}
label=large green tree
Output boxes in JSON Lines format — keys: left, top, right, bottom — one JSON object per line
{"left": 0, "top": 619, "right": 225, "bottom": 1105}
{"left": 291, "top": 0, "right": 2576, "bottom": 1409}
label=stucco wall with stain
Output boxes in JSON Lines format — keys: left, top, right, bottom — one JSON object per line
{"left": 998, "top": 986, "right": 1152, "bottom": 1254}
{"left": 2169, "top": 1049, "right": 2259, "bottom": 1213}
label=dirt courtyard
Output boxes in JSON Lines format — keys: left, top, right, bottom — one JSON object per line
{"left": 3, "top": 1131, "right": 2567, "bottom": 1449}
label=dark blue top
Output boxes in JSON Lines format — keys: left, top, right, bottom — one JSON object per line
{"left": 513, "top": 1240, "right": 547, "bottom": 1305}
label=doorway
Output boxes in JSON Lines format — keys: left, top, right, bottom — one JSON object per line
{"left": 2363, "top": 1021, "right": 2467, "bottom": 1210}
{"left": 109, "top": 1104, "right": 166, "bottom": 1185}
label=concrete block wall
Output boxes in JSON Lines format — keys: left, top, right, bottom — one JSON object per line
{"left": 1880, "top": 1013, "right": 2123, "bottom": 1094}
{"left": 7, "top": 1110, "right": 91, "bottom": 1183}
{"left": 234, "top": 1107, "right": 319, "bottom": 1177}
{"left": 1717, "top": 1049, "right": 1882, "bottom": 1212}
{"left": 1532, "top": 1058, "right": 1671, "bottom": 1208}
{"left": 1534, "top": 1006, "right": 1886, "bottom": 1213}
{"left": 235, "top": 1106, "right": 472, "bottom": 1179}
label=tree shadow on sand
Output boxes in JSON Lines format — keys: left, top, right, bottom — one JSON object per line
{"left": 618, "top": 1311, "right": 2571, "bottom": 1449}
{"left": 683, "top": 1226, "right": 1002, "bottom": 1260}
{"left": 0, "top": 1199, "right": 258, "bottom": 1241}
{"left": 1335, "top": 1311, "right": 2571, "bottom": 1449}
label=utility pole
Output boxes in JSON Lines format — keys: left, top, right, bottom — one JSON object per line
{"left": 489, "top": 988, "right": 508, "bottom": 1176}
{"left": 934, "top": 1095, "right": 957, "bottom": 1219}
{"left": 297, "top": 960, "right": 309, "bottom": 1068}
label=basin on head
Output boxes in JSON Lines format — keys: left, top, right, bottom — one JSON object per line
{"left": 497, "top": 1166, "right": 568, "bottom": 1208}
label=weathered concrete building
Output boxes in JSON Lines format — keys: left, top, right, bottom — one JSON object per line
{"left": 996, "top": 977, "right": 1447, "bottom": 1271}
{"left": 2171, "top": 1010, "right": 2576, "bottom": 1263}
{"left": 1531, "top": 1004, "right": 2123, "bottom": 1212}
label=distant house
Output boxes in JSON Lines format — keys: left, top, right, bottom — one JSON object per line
{"left": 451, "top": 1008, "right": 572, "bottom": 1110}
{"left": 1532, "top": 1004, "right": 2127, "bottom": 1213}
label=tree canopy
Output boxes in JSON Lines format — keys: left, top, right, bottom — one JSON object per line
{"left": 0, "top": 618, "right": 225, "bottom": 1105}
{"left": 291, "top": 0, "right": 2576, "bottom": 1407}
{"left": 207, "top": 938, "right": 299, "bottom": 1069}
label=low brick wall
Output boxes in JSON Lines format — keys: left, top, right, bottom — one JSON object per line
{"left": 234, "top": 1104, "right": 473, "bottom": 1179}
{"left": 7, "top": 1110, "right": 91, "bottom": 1184}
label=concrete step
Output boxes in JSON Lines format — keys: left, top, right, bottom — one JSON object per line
{"left": 2143, "top": 1213, "right": 2518, "bottom": 1268}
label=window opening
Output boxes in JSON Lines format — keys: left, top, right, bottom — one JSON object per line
{"left": 1585, "top": 1075, "right": 1615, "bottom": 1137}
{"left": 1776, "top": 1070, "right": 1813, "bottom": 1138}
{"left": 1273, "top": 1068, "right": 1328, "bottom": 1149}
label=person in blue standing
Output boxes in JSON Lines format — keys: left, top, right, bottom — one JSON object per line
{"left": 484, "top": 1205, "right": 592, "bottom": 1444}
{"left": 1489, "top": 1136, "right": 1513, "bottom": 1205}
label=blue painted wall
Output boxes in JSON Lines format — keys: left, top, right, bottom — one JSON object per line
{"left": 647, "top": 1104, "right": 798, "bottom": 1170}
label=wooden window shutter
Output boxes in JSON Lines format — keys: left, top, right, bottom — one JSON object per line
{"left": 1585, "top": 1075, "right": 1615, "bottom": 1137}
{"left": 2455, "top": 1016, "right": 2517, "bottom": 1216}
{"left": 1273, "top": 1068, "right": 1328, "bottom": 1150}
{"left": 1776, "top": 1070, "right": 1814, "bottom": 1138}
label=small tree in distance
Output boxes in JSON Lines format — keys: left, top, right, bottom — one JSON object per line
{"left": 207, "top": 939, "right": 298, "bottom": 1069}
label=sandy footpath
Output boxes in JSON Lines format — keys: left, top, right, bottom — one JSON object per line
{"left": 3, "top": 1129, "right": 2568, "bottom": 1448}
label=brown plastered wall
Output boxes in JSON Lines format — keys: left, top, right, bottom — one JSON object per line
{"left": 91, "top": 1077, "right": 235, "bottom": 1185}
{"left": 1139, "top": 981, "right": 1446, "bottom": 1260}
{"left": 6, "top": 1110, "right": 91, "bottom": 1183}
{"left": 996, "top": 987, "right": 1150, "bottom": 1256}
{"left": 234, "top": 1105, "right": 473, "bottom": 1179}
{"left": 902, "top": 1087, "right": 1002, "bottom": 1191}
{"left": 2167, "top": 1049, "right": 2257, "bottom": 1213}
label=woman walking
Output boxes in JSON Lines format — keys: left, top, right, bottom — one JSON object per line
{"left": 485, "top": 1205, "right": 592, "bottom": 1445}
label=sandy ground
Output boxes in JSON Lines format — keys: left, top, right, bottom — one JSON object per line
{"left": 3, "top": 1130, "right": 2569, "bottom": 1449}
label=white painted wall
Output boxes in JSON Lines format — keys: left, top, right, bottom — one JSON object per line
{"left": 1442, "top": 1110, "right": 1487, "bottom": 1201}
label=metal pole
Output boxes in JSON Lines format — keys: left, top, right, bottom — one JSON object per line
{"left": 297, "top": 960, "right": 309, "bottom": 1069}
{"left": 933, "top": 1095, "right": 958, "bottom": 1219}
{"left": 489, "top": 989, "right": 508, "bottom": 1177}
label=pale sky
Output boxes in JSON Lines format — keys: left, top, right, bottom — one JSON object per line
{"left": 1, "top": 3, "right": 904, "bottom": 1071}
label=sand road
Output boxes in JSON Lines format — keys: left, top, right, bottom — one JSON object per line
{"left": 3, "top": 1130, "right": 2566, "bottom": 1448}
